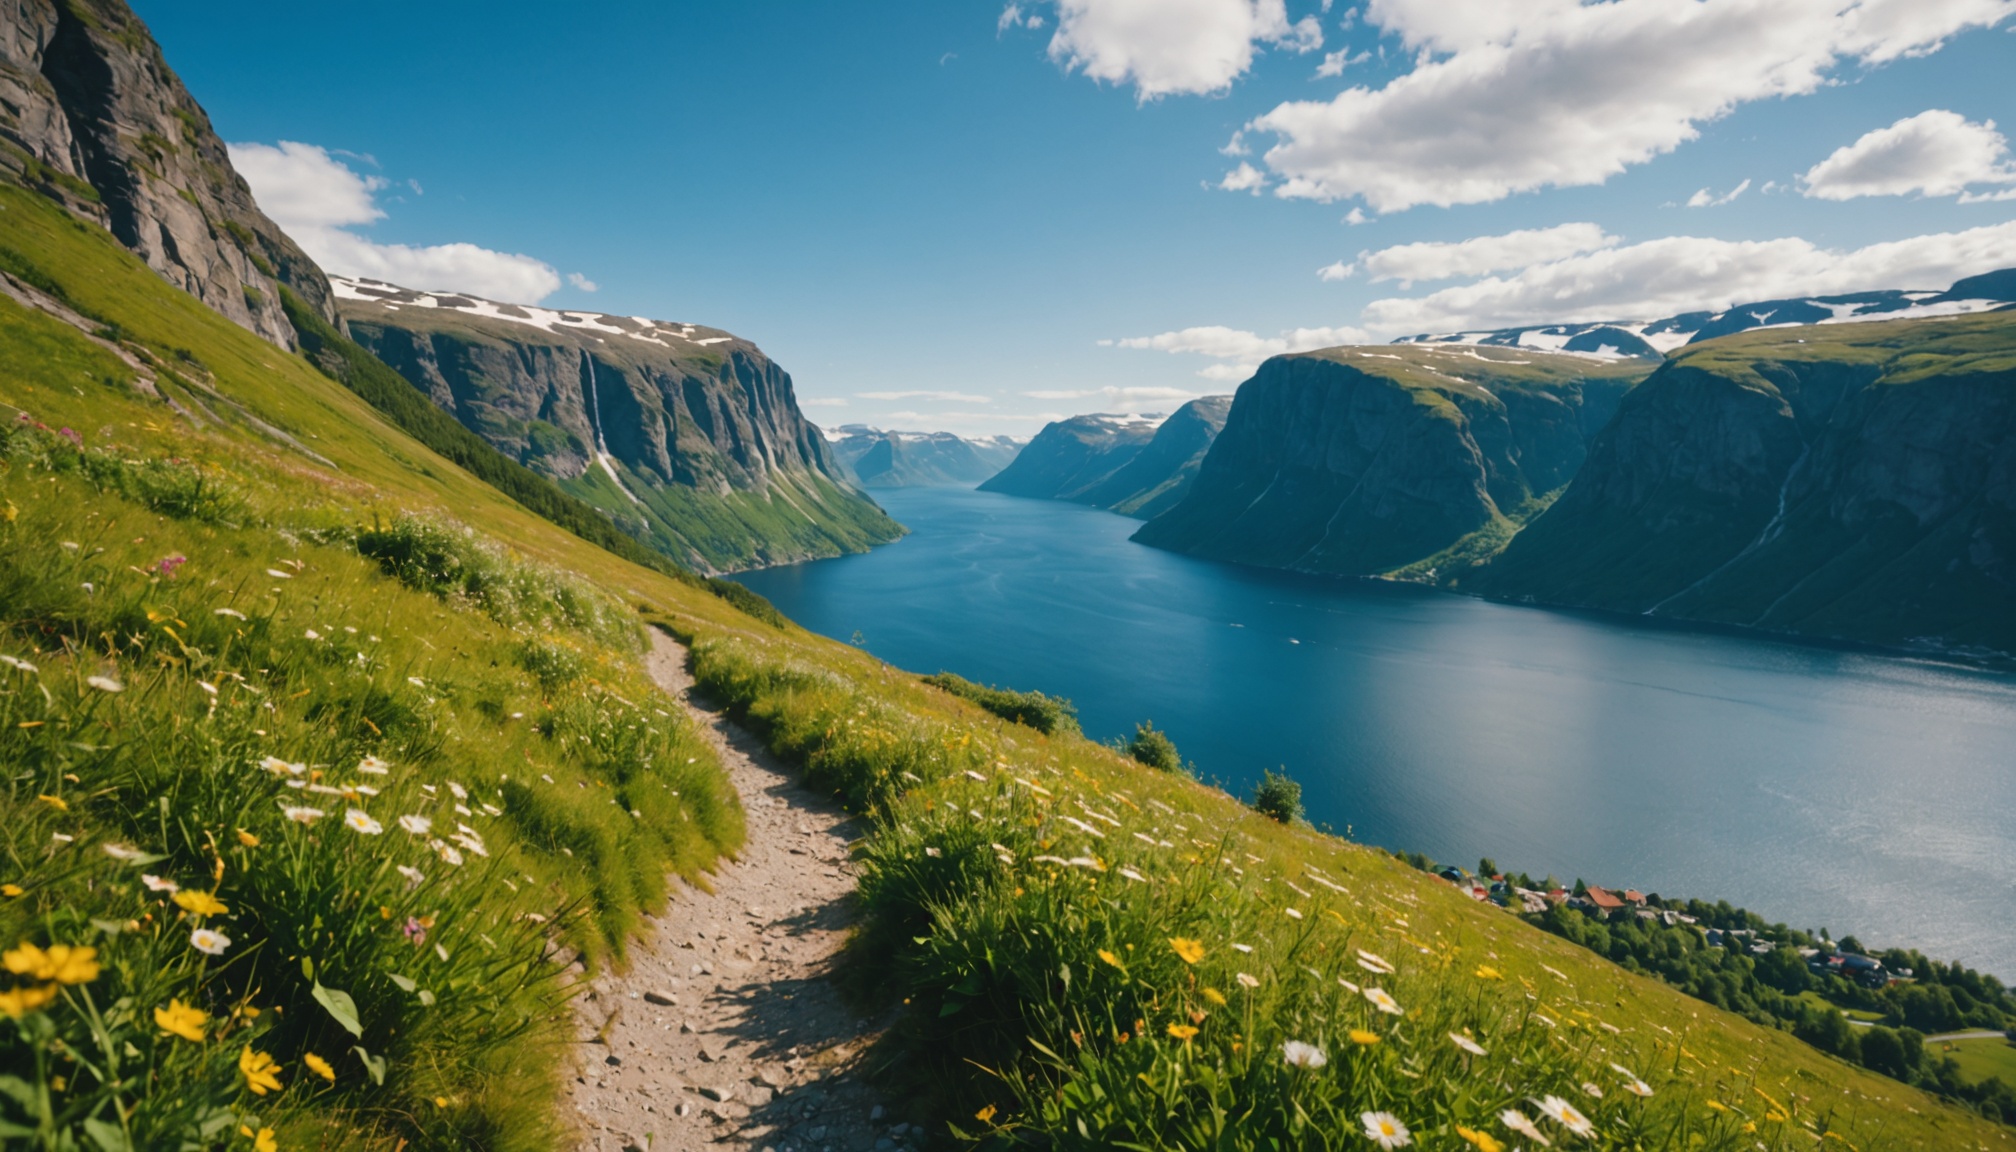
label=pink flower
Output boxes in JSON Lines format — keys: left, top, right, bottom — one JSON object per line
{"left": 403, "top": 916, "right": 427, "bottom": 945}
{"left": 154, "top": 555, "right": 188, "bottom": 578}
{"left": 57, "top": 427, "right": 82, "bottom": 447}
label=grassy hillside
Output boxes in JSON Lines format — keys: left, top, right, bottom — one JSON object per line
{"left": 0, "top": 181, "right": 2009, "bottom": 1149}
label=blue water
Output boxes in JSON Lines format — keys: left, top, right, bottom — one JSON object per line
{"left": 736, "top": 487, "right": 2016, "bottom": 975}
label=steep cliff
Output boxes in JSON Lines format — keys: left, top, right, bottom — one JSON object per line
{"left": 978, "top": 412, "right": 1160, "bottom": 501}
{"left": 1476, "top": 312, "right": 2016, "bottom": 655}
{"left": 826, "top": 426, "right": 1024, "bottom": 487}
{"left": 0, "top": 0, "right": 334, "bottom": 346}
{"left": 1133, "top": 347, "right": 1646, "bottom": 575}
{"left": 334, "top": 278, "right": 902, "bottom": 572}
{"left": 1075, "top": 395, "right": 1231, "bottom": 518}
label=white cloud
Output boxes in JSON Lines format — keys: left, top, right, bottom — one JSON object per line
{"left": 1358, "top": 219, "right": 2016, "bottom": 334}
{"left": 1044, "top": 0, "right": 1321, "bottom": 99}
{"left": 1239, "top": 0, "right": 2015, "bottom": 213}
{"left": 1801, "top": 110, "right": 2016, "bottom": 199}
{"left": 230, "top": 140, "right": 563, "bottom": 303}
{"left": 1106, "top": 322, "right": 1369, "bottom": 379}
{"left": 1328, "top": 222, "right": 1616, "bottom": 286}
{"left": 1685, "top": 178, "right": 1752, "bottom": 207}
{"left": 800, "top": 397, "right": 850, "bottom": 408}
{"left": 1314, "top": 48, "right": 1366, "bottom": 77}
{"left": 1219, "top": 162, "right": 1268, "bottom": 193}
{"left": 1024, "top": 385, "right": 1203, "bottom": 404}
{"left": 998, "top": 3, "right": 1046, "bottom": 32}
{"left": 857, "top": 390, "right": 994, "bottom": 403}
{"left": 566, "top": 272, "right": 600, "bottom": 292}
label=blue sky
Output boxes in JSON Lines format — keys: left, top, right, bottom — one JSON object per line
{"left": 137, "top": 1, "right": 2016, "bottom": 434}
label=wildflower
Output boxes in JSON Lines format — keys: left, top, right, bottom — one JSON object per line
{"left": 431, "top": 840, "right": 464, "bottom": 867}
{"left": 404, "top": 917, "right": 428, "bottom": 945}
{"left": 1230, "top": 942, "right": 1253, "bottom": 953}
{"left": 1581, "top": 1082, "right": 1603, "bottom": 1099}
{"left": 1360, "top": 1111, "right": 1412, "bottom": 1149}
{"left": 1704, "top": 1100, "right": 1728, "bottom": 1113}
{"left": 343, "top": 810, "right": 383, "bottom": 835}
{"left": 448, "top": 781, "right": 468, "bottom": 800}
{"left": 1235, "top": 972, "right": 1260, "bottom": 988}
{"left": 1097, "top": 949, "right": 1125, "bottom": 970}
{"left": 237, "top": 829, "right": 260, "bottom": 847}
{"left": 1200, "top": 987, "right": 1226, "bottom": 1006}
{"left": 0, "top": 984, "right": 58, "bottom": 1017}
{"left": 86, "top": 675, "right": 123, "bottom": 693}
{"left": 258, "top": 757, "right": 306, "bottom": 777}
{"left": 1537, "top": 1096, "right": 1596, "bottom": 1137}
{"left": 1338, "top": 976, "right": 1360, "bottom": 993}
{"left": 1356, "top": 949, "right": 1395, "bottom": 974}
{"left": 1349, "top": 1028, "right": 1380, "bottom": 1046}
{"left": 1500, "top": 1109, "right": 1552, "bottom": 1146}
{"left": 1450, "top": 1032, "right": 1487, "bottom": 1056}
{"left": 450, "top": 827, "right": 488, "bottom": 857}
{"left": 0, "top": 654, "right": 39, "bottom": 674}
{"left": 1167, "top": 1023, "right": 1199, "bottom": 1041}
{"left": 975, "top": 1104, "right": 997, "bottom": 1124}
{"left": 190, "top": 928, "right": 232, "bottom": 955}
{"left": 304, "top": 1052, "right": 336, "bottom": 1082}
{"left": 1474, "top": 965, "right": 1503, "bottom": 980}
{"left": 215, "top": 607, "right": 247, "bottom": 620}
{"left": 265, "top": 568, "right": 292, "bottom": 579}
{"left": 358, "top": 756, "right": 390, "bottom": 775}
{"left": 4, "top": 942, "right": 100, "bottom": 984}
{"left": 1118, "top": 867, "right": 1146, "bottom": 883}
{"left": 0, "top": 884, "right": 20, "bottom": 897}
{"left": 1363, "top": 987, "right": 1403, "bottom": 1015}
{"left": 239, "top": 1046, "right": 283, "bottom": 1095}
{"left": 1625, "top": 1078, "right": 1653, "bottom": 1097}
{"left": 154, "top": 555, "right": 188, "bottom": 578}
{"left": 280, "top": 804, "right": 324, "bottom": 825}
{"left": 174, "top": 890, "right": 228, "bottom": 916}
{"left": 398, "top": 814, "right": 432, "bottom": 836}
{"left": 1281, "top": 1040, "right": 1327, "bottom": 1069}
{"left": 1284, "top": 908, "right": 1302, "bottom": 920}
{"left": 243, "top": 1127, "right": 277, "bottom": 1152}
{"left": 155, "top": 999, "right": 207, "bottom": 1042}
{"left": 37, "top": 794, "right": 68, "bottom": 812}
{"left": 397, "top": 864, "right": 426, "bottom": 889}
{"left": 1456, "top": 1126, "right": 1505, "bottom": 1152}
{"left": 102, "top": 843, "right": 148, "bottom": 862}
{"left": 303, "top": 628, "right": 321, "bottom": 640}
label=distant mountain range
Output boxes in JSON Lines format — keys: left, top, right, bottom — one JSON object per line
{"left": 1393, "top": 268, "right": 2016, "bottom": 358}
{"left": 978, "top": 399, "right": 1231, "bottom": 519}
{"left": 824, "top": 425, "right": 1024, "bottom": 487}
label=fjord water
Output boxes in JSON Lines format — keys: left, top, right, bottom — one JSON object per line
{"left": 735, "top": 487, "right": 2016, "bottom": 973}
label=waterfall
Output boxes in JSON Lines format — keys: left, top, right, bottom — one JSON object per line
{"left": 583, "top": 352, "right": 609, "bottom": 453}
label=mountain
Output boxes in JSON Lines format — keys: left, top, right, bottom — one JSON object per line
{"left": 332, "top": 277, "right": 901, "bottom": 572}
{"left": 978, "top": 397, "right": 1231, "bottom": 517}
{"left": 0, "top": 0, "right": 336, "bottom": 347}
{"left": 1472, "top": 310, "right": 2016, "bottom": 657}
{"left": 1134, "top": 347, "right": 1648, "bottom": 575}
{"left": 825, "top": 425, "right": 1024, "bottom": 487}
{"left": 1394, "top": 269, "right": 2016, "bottom": 357}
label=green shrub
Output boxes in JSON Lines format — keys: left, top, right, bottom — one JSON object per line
{"left": 1124, "top": 720, "right": 1183, "bottom": 773}
{"left": 1250, "top": 768, "right": 1303, "bottom": 824}
{"left": 921, "top": 671, "right": 1079, "bottom": 735}
{"left": 704, "top": 576, "right": 789, "bottom": 630}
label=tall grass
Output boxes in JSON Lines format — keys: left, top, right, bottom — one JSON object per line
{"left": 0, "top": 429, "right": 741, "bottom": 1149}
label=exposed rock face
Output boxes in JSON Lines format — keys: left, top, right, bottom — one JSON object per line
{"left": 977, "top": 399, "right": 1231, "bottom": 518}
{"left": 1133, "top": 347, "right": 1644, "bottom": 575}
{"left": 333, "top": 278, "right": 901, "bottom": 572}
{"left": 825, "top": 426, "right": 1024, "bottom": 487}
{"left": 0, "top": 0, "right": 334, "bottom": 346}
{"left": 1476, "top": 312, "right": 2016, "bottom": 654}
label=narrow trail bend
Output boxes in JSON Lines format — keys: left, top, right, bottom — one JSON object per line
{"left": 566, "top": 630, "right": 911, "bottom": 1152}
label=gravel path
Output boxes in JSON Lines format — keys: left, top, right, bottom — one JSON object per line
{"left": 566, "top": 629, "right": 912, "bottom": 1152}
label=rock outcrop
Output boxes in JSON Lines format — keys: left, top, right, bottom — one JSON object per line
{"left": 334, "top": 278, "right": 902, "bottom": 572}
{"left": 1475, "top": 312, "right": 2016, "bottom": 655}
{"left": 0, "top": 0, "right": 334, "bottom": 346}
{"left": 825, "top": 426, "right": 1024, "bottom": 488}
{"left": 1133, "top": 347, "right": 1646, "bottom": 575}
{"left": 1071, "top": 395, "right": 1231, "bottom": 518}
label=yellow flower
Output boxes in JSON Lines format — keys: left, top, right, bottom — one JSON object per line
{"left": 1200, "top": 987, "right": 1226, "bottom": 1007}
{"left": 304, "top": 1052, "right": 335, "bottom": 1082}
{"left": 174, "top": 890, "right": 229, "bottom": 917}
{"left": 239, "top": 1125, "right": 278, "bottom": 1152}
{"left": 236, "top": 829, "right": 260, "bottom": 848}
{"left": 155, "top": 999, "right": 207, "bottom": 1042}
{"left": 1349, "top": 1029, "right": 1380, "bottom": 1046}
{"left": 1474, "top": 965, "right": 1503, "bottom": 981}
{"left": 1456, "top": 1126, "right": 1505, "bottom": 1152}
{"left": 238, "top": 1046, "right": 283, "bottom": 1095}
{"left": 1168, "top": 937, "right": 1205, "bottom": 965}
{"left": 975, "top": 1104, "right": 998, "bottom": 1123}
{"left": 1706, "top": 1100, "right": 1729, "bottom": 1113}
{"left": 0, "top": 984, "right": 58, "bottom": 1018}
{"left": 1167, "top": 1023, "right": 1199, "bottom": 1041}
{"left": 36, "top": 794, "right": 67, "bottom": 812}
{"left": 3, "top": 942, "right": 99, "bottom": 984}
{"left": 1097, "top": 949, "right": 1124, "bottom": 970}
{"left": 433, "top": 1096, "right": 449, "bottom": 1108}
{"left": 1, "top": 884, "right": 21, "bottom": 898}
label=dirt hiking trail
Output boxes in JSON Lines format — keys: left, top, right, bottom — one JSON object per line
{"left": 565, "top": 630, "right": 915, "bottom": 1152}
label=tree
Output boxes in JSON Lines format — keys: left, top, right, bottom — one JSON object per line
{"left": 1478, "top": 857, "right": 1499, "bottom": 879}
{"left": 1250, "top": 768, "right": 1303, "bottom": 824}
{"left": 1124, "top": 721, "right": 1183, "bottom": 773}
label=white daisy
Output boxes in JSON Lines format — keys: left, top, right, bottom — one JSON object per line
{"left": 86, "top": 675, "right": 123, "bottom": 693}
{"left": 399, "top": 814, "right": 432, "bottom": 835}
{"left": 396, "top": 864, "right": 426, "bottom": 889}
{"left": 343, "top": 809, "right": 383, "bottom": 835}
{"left": 1449, "top": 1032, "right": 1487, "bottom": 1056}
{"left": 1360, "top": 1111, "right": 1412, "bottom": 1150}
{"left": 431, "top": 839, "right": 464, "bottom": 867}
{"left": 189, "top": 927, "right": 232, "bottom": 955}
{"left": 1538, "top": 1095, "right": 1596, "bottom": 1137}
{"left": 1280, "top": 1040, "right": 1327, "bottom": 1069}
{"left": 1364, "top": 987, "right": 1404, "bottom": 1016}
{"left": 280, "top": 804, "right": 324, "bottom": 824}
{"left": 1356, "top": 949, "right": 1395, "bottom": 974}
{"left": 357, "top": 756, "right": 391, "bottom": 775}
{"left": 1500, "top": 1109, "right": 1551, "bottom": 1147}
{"left": 101, "top": 843, "right": 147, "bottom": 862}
{"left": 1235, "top": 972, "right": 1260, "bottom": 988}
{"left": 142, "top": 874, "right": 179, "bottom": 893}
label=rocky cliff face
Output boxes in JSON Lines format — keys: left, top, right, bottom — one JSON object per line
{"left": 1074, "top": 395, "right": 1231, "bottom": 518}
{"left": 0, "top": 0, "right": 334, "bottom": 346}
{"left": 1133, "top": 347, "right": 1645, "bottom": 575}
{"left": 1476, "top": 312, "right": 2016, "bottom": 655}
{"left": 826, "top": 426, "right": 1024, "bottom": 487}
{"left": 978, "top": 412, "right": 1160, "bottom": 502}
{"left": 334, "top": 278, "right": 901, "bottom": 572}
